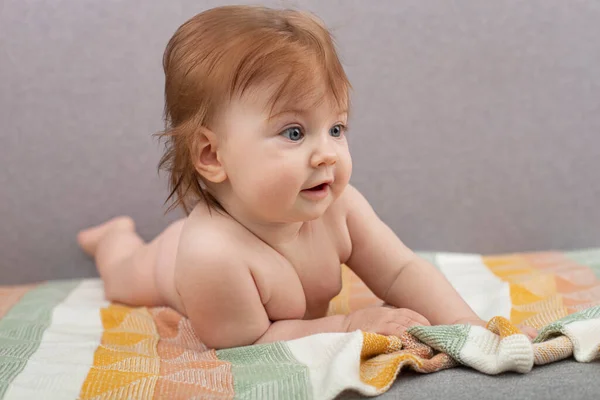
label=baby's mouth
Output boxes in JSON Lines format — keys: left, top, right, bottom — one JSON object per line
{"left": 304, "top": 183, "right": 328, "bottom": 192}
{"left": 300, "top": 181, "right": 331, "bottom": 200}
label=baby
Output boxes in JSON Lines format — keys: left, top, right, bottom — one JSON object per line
{"left": 77, "top": 5, "right": 535, "bottom": 349}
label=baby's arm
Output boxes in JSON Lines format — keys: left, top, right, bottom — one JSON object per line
{"left": 176, "top": 241, "right": 270, "bottom": 349}
{"left": 176, "top": 238, "right": 354, "bottom": 348}
{"left": 342, "top": 185, "right": 482, "bottom": 326}
{"left": 176, "top": 233, "right": 433, "bottom": 348}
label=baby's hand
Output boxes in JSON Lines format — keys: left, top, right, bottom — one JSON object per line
{"left": 344, "top": 307, "right": 430, "bottom": 336}
{"left": 518, "top": 325, "right": 539, "bottom": 340}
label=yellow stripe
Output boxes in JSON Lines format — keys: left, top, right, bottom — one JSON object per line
{"left": 79, "top": 305, "right": 160, "bottom": 399}
{"left": 328, "top": 264, "right": 353, "bottom": 315}
{"left": 483, "top": 255, "right": 566, "bottom": 327}
{"left": 487, "top": 316, "right": 522, "bottom": 338}
{"left": 360, "top": 332, "right": 411, "bottom": 390}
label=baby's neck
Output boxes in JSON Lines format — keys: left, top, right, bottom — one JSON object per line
{"left": 234, "top": 216, "right": 305, "bottom": 247}
{"left": 208, "top": 187, "right": 307, "bottom": 247}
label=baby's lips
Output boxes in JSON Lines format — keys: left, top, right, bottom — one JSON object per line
{"left": 302, "top": 178, "right": 334, "bottom": 190}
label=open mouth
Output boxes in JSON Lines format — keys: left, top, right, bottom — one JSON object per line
{"left": 300, "top": 182, "right": 331, "bottom": 200}
{"left": 305, "top": 183, "right": 328, "bottom": 191}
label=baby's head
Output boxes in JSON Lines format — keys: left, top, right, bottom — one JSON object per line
{"left": 158, "top": 5, "right": 352, "bottom": 223}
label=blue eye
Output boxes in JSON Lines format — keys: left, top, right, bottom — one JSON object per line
{"left": 281, "top": 126, "right": 304, "bottom": 141}
{"left": 329, "top": 124, "right": 345, "bottom": 138}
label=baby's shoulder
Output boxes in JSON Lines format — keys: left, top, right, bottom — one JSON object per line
{"left": 323, "top": 184, "right": 374, "bottom": 244}
{"left": 327, "top": 184, "right": 367, "bottom": 221}
{"left": 177, "top": 206, "right": 250, "bottom": 263}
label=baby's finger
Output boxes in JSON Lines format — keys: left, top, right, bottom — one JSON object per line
{"left": 519, "top": 325, "right": 538, "bottom": 340}
{"left": 386, "top": 321, "right": 415, "bottom": 337}
{"left": 393, "top": 313, "right": 430, "bottom": 329}
{"left": 395, "top": 309, "right": 431, "bottom": 326}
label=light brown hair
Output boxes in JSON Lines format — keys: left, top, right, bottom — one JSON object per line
{"left": 156, "top": 5, "right": 351, "bottom": 214}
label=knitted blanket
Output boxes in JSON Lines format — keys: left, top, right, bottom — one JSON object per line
{"left": 1, "top": 249, "right": 599, "bottom": 399}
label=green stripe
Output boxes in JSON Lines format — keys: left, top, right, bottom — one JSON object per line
{"left": 0, "top": 280, "right": 80, "bottom": 398}
{"left": 564, "top": 248, "right": 600, "bottom": 279}
{"left": 217, "top": 341, "right": 311, "bottom": 400}
{"left": 407, "top": 324, "right": 470, "bottom": 364}
{"left": 534, "top": 305, "right": 600, "bottom": 343}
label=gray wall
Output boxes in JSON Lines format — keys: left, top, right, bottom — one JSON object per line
{"left": 1, "top": 0, "right": 599, "bottom": 285}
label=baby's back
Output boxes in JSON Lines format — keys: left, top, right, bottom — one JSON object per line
{"left": 152, "top": 218, "right": 187, "bottom": 312}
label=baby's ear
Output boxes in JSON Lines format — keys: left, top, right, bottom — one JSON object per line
{"left": 191, "top": 128, "right": 227, "bottom": 183}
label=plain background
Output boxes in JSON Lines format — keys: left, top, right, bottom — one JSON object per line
{"left": 1, "top": 0, "right": 599, "bottom": 284}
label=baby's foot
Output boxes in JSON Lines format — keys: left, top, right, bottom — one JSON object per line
{"left": 77, "top": 216, "right": 135, "bottom": 256}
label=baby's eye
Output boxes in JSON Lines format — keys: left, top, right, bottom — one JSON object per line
{"left": 280, "top": 126, "right": 304, "bottom": 141}
{"left": 329, "top": 124, "right": 346, "bottom": 138}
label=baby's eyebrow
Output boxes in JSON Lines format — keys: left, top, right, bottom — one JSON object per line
{"left": 267, "top": 108, "right": 348, "bottom": 121}
{"left": 267, "top": 108, "right": 307, "bottom": 121}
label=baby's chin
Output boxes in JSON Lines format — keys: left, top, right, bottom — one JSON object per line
{"left": 248, "top": 188, "right": 340, "bottom": 223}
{"left": 294, "top": 199, "right": 336, "bottom": 221}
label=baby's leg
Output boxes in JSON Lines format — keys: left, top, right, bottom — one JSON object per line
{"left": 77, "top": 216, "right": 163, "bottom": 306}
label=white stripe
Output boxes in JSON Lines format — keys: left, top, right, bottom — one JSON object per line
{"left": 4, "top": 279, "right": 108, "bottom": 400}
{"left": 436, "top": 253, "right": 512, "bottom": 321}
{"left": 286, "top": 331, "right": 378, "bottom": 399}
{"left": 459, "top": 325, "right": 533, "bottom": 374}
{"left": 563, "top": 319, "right": 600, "bottom": 362}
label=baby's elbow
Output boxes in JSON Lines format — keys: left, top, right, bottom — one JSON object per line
{"left": 202, "top": 336, "right": 247, "bottom": 350}
{"left": 192, "top": 319, "right": 270, "bottom": 350}
{"left": 194, "top": 331, "right": 244, "bottom": 350}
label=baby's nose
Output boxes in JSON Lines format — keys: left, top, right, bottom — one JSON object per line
{"left": 311, "top": 148, "right": 337, "bottom": 167}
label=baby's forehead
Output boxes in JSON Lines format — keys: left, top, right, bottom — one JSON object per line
{"left": 267, "top": 102, "right": 348, "bottom": 121}
{"left": 242, "top": 70, "right": 347, "bottom": 106}
{"left": 245, "top": 87, "right": 347, "bottom": 117}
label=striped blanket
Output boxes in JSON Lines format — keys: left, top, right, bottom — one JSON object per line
{"left": 1, "top": 249, "right": 599, "bottom": 399}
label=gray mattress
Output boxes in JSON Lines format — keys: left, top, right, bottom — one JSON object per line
{"left": 341, "top": 360, "right": 600, "bottom": 400}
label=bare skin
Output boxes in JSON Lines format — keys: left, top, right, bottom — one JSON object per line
{"left": 77, "top": 186, "right": 537, "bottom": 350}
{"left": 78, "top": 215, "right": 183, "bottom": 308}
{"left": 78, "top": 86, "right": 536, "bottom": 349}
{"left": 77, "top": 187, "right": 433, "bottom": 349}
{"left": 77, "top": 201, "right": 349, "bottom": 321}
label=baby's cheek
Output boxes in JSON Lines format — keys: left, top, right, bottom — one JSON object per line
{"left": 335, "top": 154, "right": 352, "bottom": 188}
{"left": 269, "top": 169, "right": 300, "bottom": 199}
{"left": 251, "top": 166, "right": 298, "bottom": 202}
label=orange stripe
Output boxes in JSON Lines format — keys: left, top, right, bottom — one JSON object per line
{"left": 359, "top": 332, "right": 456, "bottom": 391}
{"left": 481, "top": 251, "right": 600, "bottom": 328}
{"left": 150, "top": 307, "right": 235, "bottom": 399}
